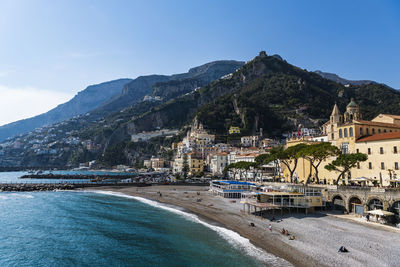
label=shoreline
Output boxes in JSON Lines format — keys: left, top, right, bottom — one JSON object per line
{"left": 85, "top": 185, "right": 400, "bottom": 267}
{"left": 85, "top": 185, "right": 321, "bottom": 267}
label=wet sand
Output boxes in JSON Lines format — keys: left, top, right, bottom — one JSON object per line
{"left": 86, "top": 185, "right": 400, "bottom": 267}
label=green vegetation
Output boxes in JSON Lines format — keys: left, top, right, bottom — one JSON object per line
{"left": 182, "top": 154, "right": 189, "bottom": 179}
{"left": 299, "top": 143, "right": 341, "bottom": 183}
{"left": 325, "top": 153, "right": 368, "bottom": 185}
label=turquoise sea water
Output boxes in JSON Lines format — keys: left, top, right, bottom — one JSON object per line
{"left": 0, "top": 172, "right": 289, "bottom": 266}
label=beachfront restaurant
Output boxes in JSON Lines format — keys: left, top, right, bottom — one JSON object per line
{"left": 209, "top": 180, "right": 255, "bottom": 198}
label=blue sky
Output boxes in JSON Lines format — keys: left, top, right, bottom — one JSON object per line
{"left": 0, "top": 0, "right": 399, "bottom": 125}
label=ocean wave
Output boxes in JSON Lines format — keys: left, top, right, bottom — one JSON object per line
{"left": 88, "top": 190, "right": 291, "bottom": 266}
{"left": 9, "top": 193, "right": 34, "bottom": 199}
{"left": 0, "top": 193, "right": 34, "bottom": 199}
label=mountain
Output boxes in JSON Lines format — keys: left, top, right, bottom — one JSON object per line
{"left": 314, "top": 70, "right": 376, "bottom": 86}
{"left": 3, "top": 52, "right": 400, "bottom": 168}
{"left": 0, "top": 79, "right": 132, "bottom": 142}
{"left": 93, "top": 60, "right": 244, "bottom": 116}
{"left": 120, "top": 52, "right": 400, "bottom": 140}
{"left": 0, "top": 60, "right": 244, "bottom": 167}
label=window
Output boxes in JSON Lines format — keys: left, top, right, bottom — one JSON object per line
{"left": 381, "top": 162, "right": 385, "bottom": 170}
{"left": 356, "top": 149, "right": 359, "bottom": 153}
{"left": 394, "top": 146, "right": 398, "bottom": 154}
{"left": 331, "top": 133, "right": 334, "bottom": 140}
{"left": 360, "top": 128, "right": 363, "bottom": 135}
{"left": 368, "top": 148, "right": 371, "bottom": 155}
{"left": 368, "top": 162, "right": 372, "bottom": 169}
{"left": 372, "top": 128, "right": 375, "bottom": 134}
{"left": 366, "top": 128, "right": 369, "bottom": 135}
{"left": 380, "top": 147, "right": 384, "bottom": 154}
{"left": 339, "top": 129, "right": 343, "bottom": 138}
{"left": 341, "top": 143, "right": 349, "bottom": 154}
{"left": 395, "top": 162, "right": 399, "bottom": 170}
{"left": 344, "top": 128, "right": 348, "bottom": 138}
{"left": 349, "top": 127, "right": 353, "bottom": 137}
{"left": 357, "top": 162, "right": 360, "bottom": 169}
{"left": 384, "top": 129, "right": 387, "bottom": 133}
{"left": 378, "top": 129, "right": 381, "bottom": 133}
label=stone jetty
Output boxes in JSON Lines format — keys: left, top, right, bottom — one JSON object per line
{"left": 0, "top": 183, "right": 77, "bottom": 192}
{"left": 20, "top": 173, "right": 135, "bottom": 180}
{"left": 0, "top": 182, "right": 151, "bottom": 192}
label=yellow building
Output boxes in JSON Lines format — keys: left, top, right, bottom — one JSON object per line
{"left": 188, "top": 153, "right": 204, "bottom": 175}
{"left": 229, "top": 126, "right": 241, "bottom": 134}
{"left": 283, "top": 99, "right": 400, "bottom": 185}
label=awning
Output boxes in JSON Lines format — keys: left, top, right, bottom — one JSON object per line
{"left": 351, "top": 177, "right": 372, "bottom": 182}
{"left": 367, "top": 209, "right": 394, "bottom": 216}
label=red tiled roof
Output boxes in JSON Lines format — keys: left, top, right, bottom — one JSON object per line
{"left": 356, "top": 132, "right": 400, "bottom": 142}
{"left": 354, "top": 120, "right": 400, "bottom": 128}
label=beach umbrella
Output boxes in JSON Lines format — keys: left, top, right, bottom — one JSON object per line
{"left": 367, "top": 209, "right": 394, "bottom": 216}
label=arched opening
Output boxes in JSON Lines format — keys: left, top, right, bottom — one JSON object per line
{"left": 332, "top": 195, "right": 346, "bottom": 211}
{"left": 368, "top": 198, "right": 383, "bottom": 210}
{"left": 390, "top": 201, "right": 400, "bottom": 216}
{"left": 349, "top": 197, "right": 363, "bottom": 214}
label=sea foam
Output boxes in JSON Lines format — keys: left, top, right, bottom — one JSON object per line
{"left": 88, "top": 190, "right": 291, "bottom": 266}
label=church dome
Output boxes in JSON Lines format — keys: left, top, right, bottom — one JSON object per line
{"left": 347, "top": 98, "right": 357, "bottom": 108}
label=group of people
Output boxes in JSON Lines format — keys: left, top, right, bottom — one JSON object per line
{"left": 267, "top": 224, "right": 295, "bottom": 240}
{"left": 281, "top": 227, "right": 295, "bottom": 240}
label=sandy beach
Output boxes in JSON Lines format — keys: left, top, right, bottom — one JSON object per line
{"left": 86, "top": 185, "right": 400, "bottom": 267}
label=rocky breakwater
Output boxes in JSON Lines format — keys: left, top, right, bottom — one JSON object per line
{"left": 0, "top": 183, "right": 77, "bottom": 192}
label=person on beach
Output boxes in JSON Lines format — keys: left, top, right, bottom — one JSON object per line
{"left": 268, "top": 224, "right": 272, "bottom": 232}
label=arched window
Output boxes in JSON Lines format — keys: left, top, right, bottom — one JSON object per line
{"left": 378, "top": 129, "right": 381, "bottom": 133}
{"left": 349, "top": 127, "right": 354, "bottom": 137}
{"left": 384, "top": 129, "right": 387, "bottom": 133}
{"left": 360, "top": 128, "right": 363, "bottom": 135}
{"left": 339, "top": 129, "right": 343, "bottom": 138}
{"left": 372, "top": 128, "right": 375, "bottom": 134}
{"left": 366, "top": 128, "right": 370, "bottom": 135}
{"left": 344, "top": 128, "right": 348, "bottom": 138}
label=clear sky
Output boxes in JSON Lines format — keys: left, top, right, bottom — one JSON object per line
{"left": 0, "top": 0, "right": 399, "bottom": 125}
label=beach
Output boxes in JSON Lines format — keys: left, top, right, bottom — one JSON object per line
{"left": 86, "top": 185, "right": 400, "bottom": 267}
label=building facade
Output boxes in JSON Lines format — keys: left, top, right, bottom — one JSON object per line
{"left": 283, "top": 99, "right": 400, "bottom": 186}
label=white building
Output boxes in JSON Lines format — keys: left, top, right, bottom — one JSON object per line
{"left": 210, "top": 152, "right": 229, "bottom": 175}
{"left": 241, "top": 136, "right": 259, "bottom": 147}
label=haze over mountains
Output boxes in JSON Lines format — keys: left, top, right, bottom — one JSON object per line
{"left": 0, "top": 79, "right": 132, "bottom": 142}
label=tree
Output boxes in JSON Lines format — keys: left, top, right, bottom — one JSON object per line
{"left": 255, "top": 148, "right": 282, "bottom": 182}
{"left": 225, "top": 161, "right": 256, "bottom": 181}
{"left": 182, "top": 154, "right": 190, "bottom": 179}
{"left": 300, "top": 143, "right": 340, "bottom": 184}
{"left": 324, "top": 153, "right": 368, "bottom": 185}
{"left": 268, "top": 144, "right": 308, "bottom": 183}
{"left": 224, "top": 163, "right": 238, "bottom": 179}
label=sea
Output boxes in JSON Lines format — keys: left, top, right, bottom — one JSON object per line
{"left": 0, "top": 171, "right": 289, "bottom": 266}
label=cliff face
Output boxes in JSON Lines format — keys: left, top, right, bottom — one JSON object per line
{"left": 0, "top": 78, "right": 132, "bottom": 142}
{"left": 152, "top": 60, "right": 245, "bottom": 100}
{"left": 92, "top": 61, "right": 244, "bottom": 116}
